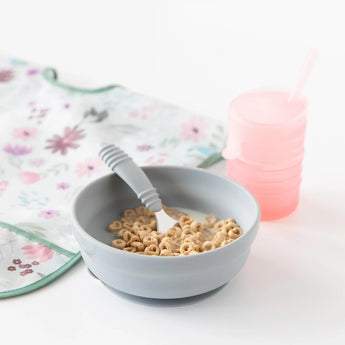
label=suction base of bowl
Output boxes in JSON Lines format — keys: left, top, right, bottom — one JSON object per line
{"left": 102, "top": 281, "right": 228, "bottom": 304}
{"left": 88, "top": 267, "right": 229, "bottom": 303}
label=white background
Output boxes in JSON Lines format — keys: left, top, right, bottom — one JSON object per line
{"left": 1, "top": 0, "right": 345, "bottom": 344}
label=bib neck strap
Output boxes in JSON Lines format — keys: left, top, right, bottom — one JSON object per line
{"left": 42, "top": 68, "right": 121, "bottom": 93}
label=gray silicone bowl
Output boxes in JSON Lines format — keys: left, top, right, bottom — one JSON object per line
{"left": 71, "top": 166, "right": 260, "bottom": 299}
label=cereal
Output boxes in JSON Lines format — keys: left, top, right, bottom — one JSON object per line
{"left": 144, "top": 244, "right": 160, "bottom": 255}
{"left": 146, "top": 219, "right": 157, "bottom": 230}
{"left": 108, "top": 221, "right": 122, "bottom": 231}
{"left": 191, "top": 221, "right": 201, "bottom": 232}
{"left": 138, "top": 230, "right": 149, "bottom": 241}
{"left": 137, "top": 216, "right": 147, "bottom": 224}
{"left": 160, "top": 249, "right": 173, "bottom": 256}
{"left": 159, "top": 241, "right": 172, "bottom": 251}
{"left": 131, "top": 241, "right": 145, "bottom": 251}
{"left": 222, "top": 238, "right": 234, "bottom": 246}
{"left": 205, "top": 215, "right": 217, "bottom": 227}
{"left": 214, "top": 221, "right": 225, "bottom": 231}
{"left": 143, "top": 235, "right": 158, "bottom": 247}
{"left": 124, "top": 209, "right": 136, "bottom": 219}
{"left": 202, "top": 241, "right": 217, "bottom": 251}
{"left": 160, "top": 237, "right": 173, "bottom": 245}
{"left": 123, "top": 247, "right": 136, "bottom": 253}
{"left": 179, "top": 215, "right": 193, "bottom": 227}
{"left": 135, "top": 206, "right": 147, "bottom": 216}
{"left": 167, "top": 226, "right": 182, "bottom": 238}
{"left": 112, "top": 239, "right": 126, "bottom": 249}
{"left": 228, "top": 227, "right": 242, "bottom": 239}
{"left": 214, "top": 231, "right": 226, "bottom": 244}
{"left": 140, "top": 224, "right": 152, "bottom": 232}
{"left": 151, "top": 231, "right": 164, "bottom": 241}
{"left": 181, "top": 227, "right": 194, "bottom": 239}
{"left": 127, "top": 235, "right": 140, "bottom": 244}
{"left": 194, "top": 231, "right": 204, "bottom": 242}
{"left": 180, "top": 242, "right": 194, "bottom": 255}
{"left": 121, "top": 217, "right": 133, "bottom": 225}
{"left": 133, "top": 221, "right": 143, "bottom": 229}
{"left": 108, "top": 206, "right": 243, "bottom": 256}
{"left": 122, "top": 230, "right": 133, "bottom": 242}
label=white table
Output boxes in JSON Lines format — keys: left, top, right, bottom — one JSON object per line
{"left": 1, "top": 1, "right": 345, "bottom": 344}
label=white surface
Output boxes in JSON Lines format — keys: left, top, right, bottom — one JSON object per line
{"left": 1, "top": 1, "right": 345, "bottom": 344}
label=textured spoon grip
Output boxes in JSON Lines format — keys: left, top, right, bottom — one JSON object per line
{"left": 99, "top": 144, "right": 163, "bottom": 212}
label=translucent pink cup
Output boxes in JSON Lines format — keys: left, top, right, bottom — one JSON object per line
{"left": 222, "top": 89, "right": 308, "bottom": 221}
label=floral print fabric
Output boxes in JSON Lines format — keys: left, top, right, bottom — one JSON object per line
{"left": 0, "top": 57, "right": 226, "bottom": 297}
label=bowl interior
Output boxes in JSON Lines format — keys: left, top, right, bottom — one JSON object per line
{"left": 73, "top": 166, "right": 259, "bottom": 246}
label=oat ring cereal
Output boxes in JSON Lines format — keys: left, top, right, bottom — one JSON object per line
{"left": 109, "top": 206, "right": 244, "bottom": 256}
{"left": 166, "top": 226, "right": 182, "bottom": 238}
{"left": 202, "top": 241, "right": 217, "bottom": 251}
{"left": 131, "top": 241, "right": 145, "bottom": 251}
{"left": 108, "top": 221, "right": 122, "bottom": 232}
{"left": 179, "top": 215, "right": 193, "bottom": 227}
{"left": 160, "top": 248, "right": 173, "bottom": 256}
{"left": 136, "top": 206, "right": 147, "bottom": 216}
{"left": 124, "top": 209, "right": 136, "bottom": 219}
{"left": 112, "top": 239, "right": 126, "bottom": 249}
{"left": 143, "top": 235, "right": 158, "bottom": 247}
{"left": 205, "top": 215, "right": 217, "bottom": 227}
{"left": 191, "top": 221, "right": 202, "bottom": 232}
{"left": 144, "top": 244, "right": 160, "bottom": 255}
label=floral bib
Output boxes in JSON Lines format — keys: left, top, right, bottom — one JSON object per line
{"left": 0, "top": 58, "right": 226, "bottom": 298}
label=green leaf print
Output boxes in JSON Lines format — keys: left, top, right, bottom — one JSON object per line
{"left": 216, "top": 124, "right": 224, "bottom": 133}
{"left": 159, "top": 137, "right": 180, "bottom": 148}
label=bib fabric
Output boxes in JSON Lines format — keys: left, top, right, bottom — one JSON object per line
{"left": 0, "top": 58, "right": 226, "bottom": 298}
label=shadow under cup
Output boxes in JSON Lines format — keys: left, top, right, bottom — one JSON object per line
{"left": 223, "top": 89, "right": 308, "bottom": 221}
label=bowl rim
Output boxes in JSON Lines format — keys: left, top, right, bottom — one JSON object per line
{"left": 71, "top": 165, "right": 260, "bottom": 260}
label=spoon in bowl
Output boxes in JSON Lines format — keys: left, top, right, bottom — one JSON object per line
{"left": 99, "top": 144, "right": 177, "bottom": 233}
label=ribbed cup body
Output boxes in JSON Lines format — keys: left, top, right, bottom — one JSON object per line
{"left": 223, "top": 89, "right": 308, "bottom": 220}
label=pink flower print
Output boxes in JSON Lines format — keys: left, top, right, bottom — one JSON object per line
{"left": 45, "top": 125, "right": 85, "bottom": 155}
{"left": 29, "top": 158, "right": 45, "bottom": 167}
{"left": 27, "top": 69, "right": 39, "bottom": 76}
{"left": 22, "top": 244, "right": 53, "bottom": 263}
{"left": 145, "top": 153, "right": 167, "bottom": 166}
{"left": 12, "top": 127, "right": 38, "bottom": 141}
{"left": 129, "top": 110, "right": 138, "bottom": 118}
{"left": 12, "top": 259, "right": 22, "bottom": 265}
{"left": 7, "top": 266, "right": 16, "bottom": 271}
{"left": 0, "top": 69, "right": 14, "bottom": 82}
{"left": 0, "top": 181, "right": 8, "bottom": 196}
{"left": 180, "top": 117, "right": 207, "bottom": 142}
{"left": 57, "top": 182, "right": 70, "bottom": 190}
{"left": 32, "top": 261, "right": 39, "bottom": 265}
{"left": 27, "top": 100, "right": 36, "bottom": 108}
{"left": 20, "top": 172, "right": 40, "bottom": 185}
{"left": 38, "top": 210, "right": 60, "bottom": 219}
{"left": 20, "top": 269, "right": 34, "bottom": 276}
{"left": 130, "top": 104, "right": 155, "bottom": 119}
{"left": 137, "top": 144, "right": 153, "bottom": 152}
{"left": 3, "top": 144, "right": 32, "bottom": 156}
{"left": 75, "top": 157, "right": 102, "bottom": 177}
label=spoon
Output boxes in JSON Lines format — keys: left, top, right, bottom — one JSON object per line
{"left": 99, "top": 144, "right": 177, "bottom": 233}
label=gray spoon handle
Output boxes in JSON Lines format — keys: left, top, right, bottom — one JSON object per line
{"left": 99, "top": 144, "right": 163, "bottom": 212}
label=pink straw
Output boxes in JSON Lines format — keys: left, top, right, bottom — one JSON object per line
{"left": 288, "top": 49, "right": 319, "bottom": 103}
